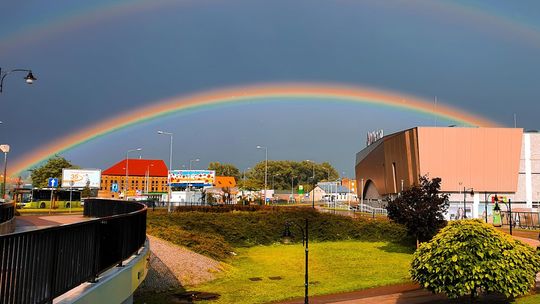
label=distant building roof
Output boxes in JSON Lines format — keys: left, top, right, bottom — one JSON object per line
{"left": 214, "top": 176, "right": 236, "bottom": 188}
{"left": 102, "top": 159, "right": 168, "bottom": 177}
{"left": 317, "top": 182, "right": 352, "bottom": 194}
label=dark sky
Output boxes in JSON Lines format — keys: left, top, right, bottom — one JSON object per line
{"left": 1, "top": 0, "right": 540, "bottom": 176}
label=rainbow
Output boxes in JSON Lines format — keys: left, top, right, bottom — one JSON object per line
{"left": 8, "top": 83, "right": 499, "bottom": 175}
{"left": 2, "top": 0, "right": 540, "bottom": 55}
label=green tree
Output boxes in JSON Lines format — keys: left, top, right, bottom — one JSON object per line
{"left": 411, "top": 219, "right": 540, "bottom": 299}
{"left": 242, "top": 160, "right": 339, "bottom": 190}
{"left": 207, "top": 162, "right": 240, "bottom": 180}
{"left": 81, "top": 179, "right": 92, "bottom": 198}
{"left": 30, "top": 156, "right": 78, "bottom": 188}
{"left": 386, "top": 176, "right": 449, "bottom": 243}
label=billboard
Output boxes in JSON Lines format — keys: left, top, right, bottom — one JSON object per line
{"left": 62, "top": 169, "right": 102, "bottom": 188}
{"left": 168, "top": 170, "right": 215, "bottom": 187}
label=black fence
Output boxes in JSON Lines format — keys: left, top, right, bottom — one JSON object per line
{"left": 0, "top": 198, "right": 147, "bottom": 304}
{"left": 0, "top": 202, "right": 15, "bottom": 224}
{"left": 501, "top": 211, "right": 540, "bottom": 230}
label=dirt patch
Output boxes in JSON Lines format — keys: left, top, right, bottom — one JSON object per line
{"left": 139, "top": 235, "right": 224, "bottom": 292}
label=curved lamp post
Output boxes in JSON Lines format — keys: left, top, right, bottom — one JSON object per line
{"left": 0, "top": 68, "right": 36, "bottom": 93}
{"left": 282, "top": 218, "right": 309, "bottom": 304}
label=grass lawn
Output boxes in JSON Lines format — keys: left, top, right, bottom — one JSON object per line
{"left": 515, "top": 293, "right": 540, "bottom": 303}
{"left": 192, "top": 240, "right": 413, "bottom": 304}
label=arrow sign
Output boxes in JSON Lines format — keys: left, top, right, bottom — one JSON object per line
{"left": 48, "top": 178, "right": 59, "bottom": 188}
{"left": 111, "top": 183, "right": 119, "bottom": 193}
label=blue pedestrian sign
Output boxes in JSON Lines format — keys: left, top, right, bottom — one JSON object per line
{"left": 111, "top": 183, "right": 119, "bottom": 193}
{"left": 48, "top": 178, "right": 59, "bottom": 188}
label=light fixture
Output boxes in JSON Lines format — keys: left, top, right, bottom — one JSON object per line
{"left": 24, "top": 71, "right": 36, "bottom": 84}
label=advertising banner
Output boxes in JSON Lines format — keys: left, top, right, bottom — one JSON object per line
{"left": 62, "top": 169, "right": 102, "bottom": 188}
{"left": 168, "top": 170, "right": 215, "bottom": 186}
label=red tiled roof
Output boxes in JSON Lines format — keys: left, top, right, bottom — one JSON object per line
{"left": 214, "top": 176, "right": 236, "bottom": 188}
{"left": 102, "top": 159, "right": 168, "bottom": 177}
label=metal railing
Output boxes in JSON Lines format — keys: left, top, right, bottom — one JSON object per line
{"left": 356, "top": 203, "right": 388, "bottom": 216}
{"left": 501, "top": 211, "right": 540, "bottom": 230}
{"left": 0, "top": 198, "right": 147, "bottom": 304}
{"left": 0, "top": 201, "right": 15, "bottom": 224}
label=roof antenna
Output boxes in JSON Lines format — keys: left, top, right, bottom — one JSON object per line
{"left": 513, "top": 113, "right": 517, "bottom": 128}
{"left": 434, "top": 96, "right": 438, "bottom": 127}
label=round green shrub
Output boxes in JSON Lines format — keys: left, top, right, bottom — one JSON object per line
{"left": 411, "top": 219, "right": 540, "bottom": 299}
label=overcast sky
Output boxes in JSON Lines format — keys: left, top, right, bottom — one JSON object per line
{"left": 1, "top": 0, "right": 539, "bottom": 176}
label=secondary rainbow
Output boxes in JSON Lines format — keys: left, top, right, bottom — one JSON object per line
{"left": 8, "top": 83, "right": 499, "bottom": 175}
{"left": 2, "top": 0, "right": 540, "bottom": 55}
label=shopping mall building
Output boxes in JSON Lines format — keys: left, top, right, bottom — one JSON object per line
{"left": 355, "top": 127, "right": 539, "bottom": 219}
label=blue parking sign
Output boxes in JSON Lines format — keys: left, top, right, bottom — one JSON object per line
{"left": 48, "top": 178, "right": 59, "bottom": 188}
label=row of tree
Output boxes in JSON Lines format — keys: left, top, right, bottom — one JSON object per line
{"left": 28, "top": 157, "right": 340, "bottom": 192}
{"left": 208, "top": 160, "right": 339, "bottom": 191}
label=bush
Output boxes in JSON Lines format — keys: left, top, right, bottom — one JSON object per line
{"left": 387, "top": 176, "right": 449, "bottom": 243}
{"left": 147, "top": 208, "right": 411, "bottom": 260}
{"left": 411, "top": 219, "right": 540, "bottom": 299}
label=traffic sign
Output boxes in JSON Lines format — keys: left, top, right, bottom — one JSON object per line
{"left": 48, "top": 178, "right": 59, "bottom": 188}
{"left": 111, "top": 183, "right": 119, "bottom": 193}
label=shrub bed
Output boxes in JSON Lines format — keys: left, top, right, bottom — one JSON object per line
{"left": 147, "top": 208, "right": 410, "bottom": 260}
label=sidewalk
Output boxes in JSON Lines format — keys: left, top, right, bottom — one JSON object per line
{"left": 14, "top": 214, "right": 90, "bottom": 233}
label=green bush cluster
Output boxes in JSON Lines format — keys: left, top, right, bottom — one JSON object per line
{"left": 411, "top": 219, "right": 540, "bottom": 299}
{"left": 174, "top": 205, "right": 283, "bottom": 213}
{"left": 147, "top": 208, "right": 410, "bottom": 260}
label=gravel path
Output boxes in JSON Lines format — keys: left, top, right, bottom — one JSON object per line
{"left": 138, "top": 235, "right": 224, "bottom": 292}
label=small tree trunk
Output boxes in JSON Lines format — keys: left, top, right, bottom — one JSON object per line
{"left": 416, "top": 238, "right": 420, "bottom": 248}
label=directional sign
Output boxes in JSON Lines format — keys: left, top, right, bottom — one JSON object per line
{"left": 48, "top": 178, "right": 59, "bottom": 188}
{"left": 111, "top": 183, "right": 119, "bottom": 193}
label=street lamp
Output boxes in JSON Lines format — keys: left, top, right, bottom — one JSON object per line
{"left": 272, "top": 174, "right": 280, "bottom": 190}
{"left": 0, "top": 144, "right": 10, "bottom": 199}
{"left": 306, "top": 160, "right": 315, "bottom": 209}
{"left": 462, "top": 187, "right": 474, "bottom": 219}
{"left": 158, "top": 130, "right": 173, "bottom": 212}
{"left": 0, "top": 68, "right": 37, "bottom": 93}
{"left": 256, "top": 145, "right": 268, "bottom": 205}
{"left": 290, "top": 176, "right": 297, "bottom": 204}
{"left": 282, "top": 218, "right": 309, "bottom": 304}
{"left": 125, "top": 148, "right": 142, "bottom": 200}
{"left": 189, "top": 158, "right": 200, "bottom": 170}
{"left": 187, "top": 158, "right": 200, "bottom": 206}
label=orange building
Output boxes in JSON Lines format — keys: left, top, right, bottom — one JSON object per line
{"left": 355, "top": 127, "right": 525, "bottom": 219}
{"left": 99, "top": 159, "right": 168, "bottom": 198}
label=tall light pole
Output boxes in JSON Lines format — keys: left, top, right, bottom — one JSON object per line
{"left": 272, "top": 174, "right": 280, "bottom": 190}
{"left": 188, "top": 158, "right": 200, "bottom": 206}
{"left": 256, "top": 145, "right": 268, "bottom": 205}
{"left": 189, "top": 158, "right": 200, "bottom": 170}
{"left": 291, "top": 176, "right": 296, "bottom": 204}
{"left": 463, "top": 187, "right": 474, "bottom": 219}
{"left": 0, "top": 68, "right": 36, "bottom": 93}
{"left": 0, "top": 144, "right": 9, "bottom": 200}
{"left": 158, "top": 131, "right": 173, "bottom": 212}
{"left": 125, "top": 148, "right": 142, "bottom": 200}
{"left": 306, "top": 160, "right": 315, "bottom": 209}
